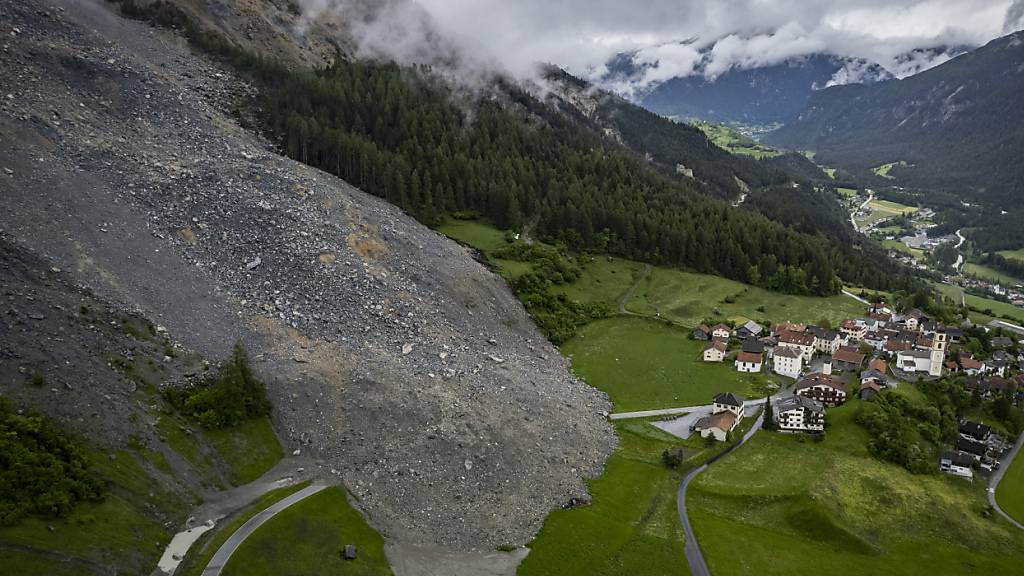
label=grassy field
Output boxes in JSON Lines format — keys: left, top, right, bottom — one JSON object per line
{"left": 205, "top": 417, "right": 283, "bottom": 485}
{"left": 625, "top": 266, "right": 865, "bottom": 328}
{"left": 436, "top": 218, "right": 535, "bottom": 279}
{"left": 872, "top": 161, "right": 907, "bottom": 178}
{"left": 222, "top": 487, "right": 392, "bottom": 576}
{"left": 997, "top": 248, "right": 1024, "bottom": 263}
{"left": 552, "top": 256, "right": 647, "bottom": 309}
{"left": 855, "top": 198, "right": 917, "bottom": 228}
{"left": 836, "top": 187, "right": 858, "bottom": 199}
{"left": 824, "top": 167, "right": 837, "bottom": 179}
{"left": 694, "top": 122, "right": 782, "bottom": 159}
{"left": 562, "top": 316, "right": 778, "bottom": 411}
{"left": 996, "top": 448, "right": 1024, "bottom": 525}
{"left": 689, "top": 399, "right": 1024, "bottom": 575}
{"left": 964, "top": 262, "right": 1023, "bottom": 287}
{"left": 177, "top": 482, "right": 312, "bottom": 576}
{"left": 0, "top": 447, "right": 182, "bottom": 576}
{"left": 963, "top": 292, "right": 1024, "bottom": 324}
{"left": 518, "top": 419, "right": 691, "bottom": 576}
{"left": 882, "top": 239, "right": 925, "bottom": 260}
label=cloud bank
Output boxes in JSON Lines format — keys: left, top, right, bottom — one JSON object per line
{"left": 299, "top": 0, "right": 1022, "bottom": 93}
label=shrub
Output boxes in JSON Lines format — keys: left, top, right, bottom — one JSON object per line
{"left": 163, "top": 344, "right": 271, "bottom": 429}
{"left": 0, "top": 396, "right": 105, "bottom": 525}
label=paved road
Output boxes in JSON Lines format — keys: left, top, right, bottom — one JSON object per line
{"left": 988, "top": 431, "right": 1024, "bottom": 531}
{"left": 201, "top": 483, "right": 328, "bottom": 575}
{"left": 618, "top": 264, "right": 652, "bottom": 315}
{"left": 610, "top": 398, "right": 767, "bottom": 421}
{"left": 851, "top": 190, "right": 874, "bottom": 232}
{"left": 677, "top": 411, "right": 765, "bottom": 576}
{"left": 841, "top": 289, "right": 869, "bottom": 305}
{"left": 953, "top": 229, "right": 966, "bottom": 272}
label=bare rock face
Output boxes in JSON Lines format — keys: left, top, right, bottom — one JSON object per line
{"left": 0, "top": 0, "right": 615, "bottom": 550}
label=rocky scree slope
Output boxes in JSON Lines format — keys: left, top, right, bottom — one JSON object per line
{"left": 0, "top": 0, "right": 616, "bottom": 550}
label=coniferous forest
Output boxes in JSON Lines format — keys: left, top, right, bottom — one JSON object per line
{"left": 116, "top": 0, "right": 915, "bottom": 297}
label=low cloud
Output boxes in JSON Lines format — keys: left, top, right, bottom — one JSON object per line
{"left": 296, "top": 0, "right": 1020, "bottom": 93}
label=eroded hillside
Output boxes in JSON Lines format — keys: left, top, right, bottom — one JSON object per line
{"left": 0, "top": 0, "right": 615, "bottom": 553}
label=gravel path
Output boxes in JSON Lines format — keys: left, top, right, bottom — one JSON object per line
{"left": 201, "top": 484, "right": 329, "bottom": 576}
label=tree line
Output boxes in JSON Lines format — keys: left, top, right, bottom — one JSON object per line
{"left": 113, "top": 0, "right": 918, "bottom": 298}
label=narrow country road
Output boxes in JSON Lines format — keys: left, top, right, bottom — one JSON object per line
{"left": 610, "top": 398, "right": 767, "bottom": 421}
{"left": 201, "top": 483, "right": 328, "bottom": 576}
{"left": 988, "top": 432, "right": 1024, "bottom": 531}
{"left": 678, "top": 411, "right": 765, "bottom": 576}
{"left": 618, "top": 263, "right": 652, "bottom": 315}
{"left": 953, "top": 229, "right": 966, "bottom": 272}
{"left": 851, "top": 190, "right": 874, "bottom": 233}
{"left": 841, "top": 289, "right": 870, "bottom": 304}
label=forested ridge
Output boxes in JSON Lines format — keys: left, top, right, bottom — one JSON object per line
{"left": 116, "top": 0, "right": 917, "bottom": 297}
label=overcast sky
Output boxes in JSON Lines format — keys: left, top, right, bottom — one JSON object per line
{"left": 304, "top": 0, "right": 1024, "bottom": 90}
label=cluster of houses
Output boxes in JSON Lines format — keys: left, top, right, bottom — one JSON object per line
{"left": 940, "top": 420, "right": 1010, "bottom": 480}
{"left": 693, "top": 301, "right": 1024, "bottom": 437}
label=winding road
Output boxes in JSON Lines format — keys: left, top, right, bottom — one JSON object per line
{"left": 851, "top": 190, "right": 874, "bottom": 232}
{"left": 678, "top": 411, "right": 766, "bottom": 576}
{"left": 953, "top": 229, "right": 966, "bottom": 272}
{"left": 988, "top": 432, "right": 1024, "bottom": 531}
{"left": 201, "top": 483, "right": 328, "bottom": 576}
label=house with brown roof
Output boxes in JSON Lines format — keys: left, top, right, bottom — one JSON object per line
{"left": 735, "top": 351, "right": 763, "bottom": 373}
{"left": 868, "top": 358, "right": 887, "bottom": 373}
{"left": 840, "top": 319, "right": 867, "bottom": 341}
{"left": 703, "top": 341, "right": 728, "bottom": 362}
{"left": 860, "top": 380, "right": 883, "bottom": 400}
{"left": 779, "top": 330, "right": 816, "bottom": 362}
{"left": 959, "top": 355, "right": 984, "bottom": 376}
{"left": 693, "top": 410, "right": 739, "bottom": 442}
{"left": 710, "top": 324, "right": 732, "bottom": 340}
{"left": 772, "top": 321, "right": 806, "bottom": 336}
{"left": 693, "top": 324, "right": 711, "bottom": 341}
{"left": 832, "top": 346, "right": 866, "bottom": 371}
{"left": 795, "top": 372, "right": 848, "bottom": 406}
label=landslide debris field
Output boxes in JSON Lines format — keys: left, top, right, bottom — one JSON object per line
{"left": 0, "top": 0, "right": 615, "bottom": 552}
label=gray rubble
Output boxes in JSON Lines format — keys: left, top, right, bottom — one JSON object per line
{"left": 0, "top": 0, "right": 616, "bottom": 551}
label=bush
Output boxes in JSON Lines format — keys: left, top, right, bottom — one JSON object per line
{"left": 163, "top": 344, "right": 271, "bottom": 429}
{"left": 0, "top": 396, "right": 105, "bottom": 525}
{"left": 661, "top": 447, "right": 687, "bottom": 468}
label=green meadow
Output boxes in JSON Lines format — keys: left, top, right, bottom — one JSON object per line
{"left": 996, "top": 448, "right": 1024, "bottom": 525}
{"left": 689, "top": 399, "right": 1024, "bottom": 576}
{"left": 518, "top": 419, "right": 692, "bottom": 576}
{"left": 563, "top": 316, "right": 778, "bottom": 411}
{"left": 222, "top": 487, "right": 392, "bottom": 576}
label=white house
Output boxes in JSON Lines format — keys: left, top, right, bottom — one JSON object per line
{"left": 939, "top": 450, "right": 973, "bottom": 479}
{"left": 710, "top": 323, "right": 732, "bottom": 340}
{"left": 896, "top": 349, "right": 932, "bottom": 373}
{"left": 773, "top": 346, "right": 803, "bottom": 378}
{"left": 734, "top": 351, "right": 763, "bottom": 373}
{"left": 779, "top": 331, "right": 815, "bottom": 362}
{"left": 712, "top": 392, "right": 746, "bottom": 418}
{"left": 808, "top": 326, "right": 844, "bottom": 355}
{"left": 703, "top": 341, "right": 727, "bottom": 362}
{"left": 840, "top": 319, "right": 867, "bottom": 341}
{"left": 772, "top": 394, "right": 825, "bottom": 432}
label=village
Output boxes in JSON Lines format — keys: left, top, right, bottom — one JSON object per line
{"left": 675, "top": 301, "right": 1024, "bottom": 480}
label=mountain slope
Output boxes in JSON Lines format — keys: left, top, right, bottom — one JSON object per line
{"left": 767, "top": 30, "right": 1024, "bottom": 209}
{"left": 0, "top": 0, "right": 616, "bottom": 558}
{"left": 604, "top": 51, "right": 892, "bottom": 125}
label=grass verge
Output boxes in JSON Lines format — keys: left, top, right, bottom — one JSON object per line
{"left": 221, "top": 486, "right": 392, "bottom": 576}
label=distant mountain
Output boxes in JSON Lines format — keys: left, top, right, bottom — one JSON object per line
{"left": 766, "top": 30, "right": 1024, "bottom": 211}
{"left": 602, "top": 50, "right": 893, "bottom": 125}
